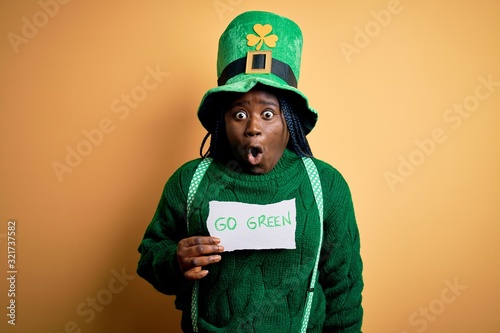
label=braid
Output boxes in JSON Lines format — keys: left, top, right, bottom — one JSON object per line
{"left": 199, "top": 106, "right": 226, "bottom": 159}
{"left": 279, "top": 96, "right": 313, "bottom": 157}
{"left": 211, "top": 109, "right": 224, "bottom": 158}
{"left": 200, "top": 132, "right": 211, "bottom": 158}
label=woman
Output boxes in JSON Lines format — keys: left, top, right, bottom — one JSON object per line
{"left": 137, "top": 11, "right": 363, "bottom": 332}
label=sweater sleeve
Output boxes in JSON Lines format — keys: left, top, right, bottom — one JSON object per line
{"left": 136, "top": 162, "right": 196, "bottom": 295}
{"left": 318, "top": 165, "right": 364, "bottom": 333}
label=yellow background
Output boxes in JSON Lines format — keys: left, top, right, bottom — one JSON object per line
{"left": 1, "top": 0, "right": 499, "bottom": 332}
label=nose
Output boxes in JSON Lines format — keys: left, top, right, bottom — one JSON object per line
{"left": 245, "top": 115, "right": 262, "bottom": 137}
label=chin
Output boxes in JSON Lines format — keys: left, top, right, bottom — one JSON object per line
{"left": 246, "top": 164, "right": 270, "bottom": 175}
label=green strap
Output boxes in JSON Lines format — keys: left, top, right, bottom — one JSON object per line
{"left": 187, "top": 157, "right": 213, "bottom": 234}
{"left": 185, "top": 157, "right": 323, "bottom": 333}
{"left": 186, "top": 157, "right": 213, "bottom": 333}
{"left": 300, "top": 157, "right": 324, "bottom": 333}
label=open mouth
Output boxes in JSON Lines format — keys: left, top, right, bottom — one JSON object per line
{"left": 246, "top": 145, "right": 263, "bottom": 165}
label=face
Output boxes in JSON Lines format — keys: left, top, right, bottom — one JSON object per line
{"left": 224, "top": 89, "right": 290, "bottom": 174}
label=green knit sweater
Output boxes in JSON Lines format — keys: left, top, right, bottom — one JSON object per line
{"left": 137, "top": 149, "right": 363, "bottom": 332}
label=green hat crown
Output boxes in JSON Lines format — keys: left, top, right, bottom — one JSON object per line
{"left": 198, "top": 11, "right": 318, "bottom": 134}
{"left": 216, "top": 11, "right": 303, "bottom": 88}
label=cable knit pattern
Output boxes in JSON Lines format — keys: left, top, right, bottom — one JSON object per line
{"left": 137, "top": 149, "right": 363, "bottom": 332}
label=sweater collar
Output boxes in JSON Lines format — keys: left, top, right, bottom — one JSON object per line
{"left": 213, "top": 148, "right": 301, "bottom": 183}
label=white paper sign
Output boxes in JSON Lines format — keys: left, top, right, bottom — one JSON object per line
{"left": 206, "top": 199, "right": 297, "bottom": 252}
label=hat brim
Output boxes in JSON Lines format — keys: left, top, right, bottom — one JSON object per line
{"left": 197, "top": 74, "right": 317, "bottom": 135}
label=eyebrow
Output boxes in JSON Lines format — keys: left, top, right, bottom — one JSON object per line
{"left": 231, "top": 99, "right": 279, "bottom": 108}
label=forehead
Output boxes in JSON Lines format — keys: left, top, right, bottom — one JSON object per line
{"left": 230, "top": 89, "right": 279, "bottom": 107}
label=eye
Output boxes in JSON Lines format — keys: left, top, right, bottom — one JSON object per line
{"left": 234, "top": 111, "right": 247, "bottom": 120}
{"left": 262, "top": 110, "right": 274, "bottom": 119}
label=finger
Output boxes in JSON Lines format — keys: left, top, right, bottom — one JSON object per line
{"left": 191, "top": 244, "right": 225, "bottom": 256}
{"left": 184, "top": 266, "right": 209, "bottom": 281}
{"left": 190, "top": 254, "right": 222, "bottom": 268}
{"left": 181, "top": 236, "right": 221, "bottom": 247}
{"left": 178, "top": 244, "right": 224, "bottom": 260}
{"left": 179, "top": 254, "right": 222, "bottom": 275}
{"left": 178, "top": 239, "right": 224, "bottom": 257}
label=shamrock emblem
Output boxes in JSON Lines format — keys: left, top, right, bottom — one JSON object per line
{"left": 246, "top": 24, "right": 278, "bottom": 50}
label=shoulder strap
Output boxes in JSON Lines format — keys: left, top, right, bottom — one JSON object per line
{"left": 186, "top": 157, "right": 213, "bottom": 234}
{"left": 300, "top": 157, "right": 324, "bottom": 333}
{"left": 186, "top": 157, "right": 213, "bottom": 333}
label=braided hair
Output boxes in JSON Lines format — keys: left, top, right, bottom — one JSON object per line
{"left": 278, "top": 95, "right": 312, "bottom": 157}
{"left": 199, "top": 88, "right": 312, "bottom": 158}
{"left": 199, "top": 103, "right": 230, "bottom": 159}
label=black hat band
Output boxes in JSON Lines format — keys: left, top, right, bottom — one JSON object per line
{"left": 217, "top": 52, "right": 298, "bottom": 88}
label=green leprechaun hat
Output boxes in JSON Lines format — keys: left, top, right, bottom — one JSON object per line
{"left": 197, "top": 10, "right": 317, "bottom": 134}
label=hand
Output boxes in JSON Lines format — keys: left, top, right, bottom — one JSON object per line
{"left": 177, "top": 236, "right": 224, "bottom": 280}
